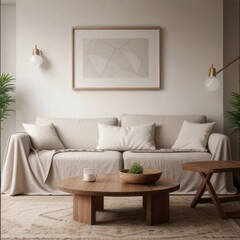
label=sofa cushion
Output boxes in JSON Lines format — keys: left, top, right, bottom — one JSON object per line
{"left": 28, "top": 150, "right": 123, "bottom": 194}
{"left": 172, "top": 121, "right": 215, "bottom": 151}
{"left": 121, "top": 114, "right": 206, "bottom": 148}
{"left": 123, "top": 151, "right": 212, "bottom": 193}
{"left": 23, "top": 123, "right": 65, "bottom": 150}
{"left": 36, "top": 117, "right": 118, "bottom": 149}
{"left": 97, "top": 123, "right": 156, "bottom": 151}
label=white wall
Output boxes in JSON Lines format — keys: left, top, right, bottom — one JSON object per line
{"left": 1, "top": 4, "right": 16, "bottom": 164}
{"left": 16, "top": 0, "right": 223, "bottom": 131}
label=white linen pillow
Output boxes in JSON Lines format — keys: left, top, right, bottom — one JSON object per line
{"left": 172, "top": 121, "right": 215, "bottom": 152}
{"left": 97, "top": 123, "right": 156, "bottom": 151}
{"left": 23, "top": 123, "right": 65, "bottom": 151}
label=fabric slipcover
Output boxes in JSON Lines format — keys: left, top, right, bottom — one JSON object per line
{"left": 123, "top": 151, "right": 236, "bottom": 194}
{"left": 1, "top": 115, "right": 237, "bottom": 196}
{"left": 1, "top": 133, "right": 122, "bottom": 195}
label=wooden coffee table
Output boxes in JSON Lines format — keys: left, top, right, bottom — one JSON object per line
{"left": 182, "top": 160, "right": 240, "bottom": 219}
{"left": 59, "top": 173, "right": 179, "bottom": 225}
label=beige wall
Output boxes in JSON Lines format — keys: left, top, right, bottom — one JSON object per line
{"left": 16, "top": 0, "right": 224, "bottom": 134}
{"left": 1, "top": 4, "right": 16, "bottom": 163}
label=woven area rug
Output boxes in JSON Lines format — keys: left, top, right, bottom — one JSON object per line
{"left": 1, "top": 195, "right": 240, "bottom": 239}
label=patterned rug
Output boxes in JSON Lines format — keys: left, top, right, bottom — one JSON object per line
{"left": 1, "top": 195, "right": 240, "bottom": 239}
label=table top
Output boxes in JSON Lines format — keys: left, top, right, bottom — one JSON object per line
{"left": 59, "top": 173, "right": 180, "bottom": 196}
{"left": 182, "top": 161, "right": 240, "bottom": 173}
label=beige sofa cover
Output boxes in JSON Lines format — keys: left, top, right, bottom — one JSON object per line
{"left": 121, "top": 114, "right": 236, "bottom": 194}
{"left": 1, "top": 115, "right": 237, "bottom": 195}
{"left": 1, "top": 117, "right": 121, "bottom": 195}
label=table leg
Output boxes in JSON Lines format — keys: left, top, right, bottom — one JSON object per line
{"left": 192, "top": 172, "right": 240, "bottom": 219}
{"left": 203, "top": 174, "right": 226, "bottom": 219}
{"left": 233, "top": 170, "right": 240, "bottom": 188}
{"left": 95, "top": 196, "right": 104, "bottom": 211}
{"left": 191, "top": 172, "right": 212, "bottom": 208}
{"left": 73, "top": 195, "right": 96, "bottom": 225}
{"left": 142, "top": 196, "right": 146, "bottom": 209}
{"left": 146, "top": 193, "right": 169, "bottom": 225}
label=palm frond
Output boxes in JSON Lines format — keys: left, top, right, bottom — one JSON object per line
{"left": 0, "top": 73, "right": 16, "bottom": 127}
{"left": 225, "top": 92, "right": 240, "bottom": 133}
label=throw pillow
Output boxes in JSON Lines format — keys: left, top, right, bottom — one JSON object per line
{"left": 172, "top": 121, "right": 215, "bottom": 152}
{"left": 23, "top": 123, "right": 65, "bottom": 151}
{"left": 97, "top": 123, "right": 156, "bottom": 151}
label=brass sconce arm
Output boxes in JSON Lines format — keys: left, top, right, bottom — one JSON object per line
{"left": 216, "top": 56, "right": 240, "bottom": 75}
{"left": 205, "top": 56, "right": 240, "bottom": 91}
{"left": 209, "top": 56, "right": 240, "bottom": 77}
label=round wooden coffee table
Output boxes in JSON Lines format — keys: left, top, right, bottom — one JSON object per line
{"left": 59, "top": 173, "right": 179, "bottom": 225}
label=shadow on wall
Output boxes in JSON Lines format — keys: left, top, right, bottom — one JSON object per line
{"left": 40, "top": 54, "right": 51, "bottom": 70}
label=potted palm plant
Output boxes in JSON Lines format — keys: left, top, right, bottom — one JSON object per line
{"left": 225, "top": 92, "right": 240, "bottom": 188}
{"left": 225, "top": 92, "right": 240, "bottom": 135}
{"left": 0, "top": 73, "right": 15, "bottom": 161}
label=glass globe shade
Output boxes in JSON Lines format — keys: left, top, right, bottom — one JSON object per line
{"left": 30, "top": 55, "right": 43, "bottom": 66}
{"left": 204, "top": 77, "right": 220, "bottom": 92}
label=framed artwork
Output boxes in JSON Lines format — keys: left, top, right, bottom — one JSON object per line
{"left": 72, "top": 26, "right": 160, "bottom": 90}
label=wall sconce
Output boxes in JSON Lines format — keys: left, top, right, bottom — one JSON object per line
{"left": 30, "top": 45, "right": 43, "bottom": 66}
{"left": 204, "top": 56, "right": 240, "bottom": 91}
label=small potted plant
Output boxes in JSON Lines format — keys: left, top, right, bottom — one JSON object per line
{"left": 128, "top": 162, "right": 143, "bottom": 174}
{"left": 119, "top": 162, "right": 161, "bottom": 184}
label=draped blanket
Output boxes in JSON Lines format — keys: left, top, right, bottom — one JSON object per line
{"left": 1, "top": 133, "right": 120, "bottom": 195}
{"left": 1, "top": 132, "right": 237, "bottom": 195}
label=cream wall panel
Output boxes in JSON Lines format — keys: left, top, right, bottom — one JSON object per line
{"left": 16, "top": 0, "right": 223, "bottom": 132}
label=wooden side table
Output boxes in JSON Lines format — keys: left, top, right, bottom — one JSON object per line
{"left": 182, "top": 161, "right": 240, "bottom": 219}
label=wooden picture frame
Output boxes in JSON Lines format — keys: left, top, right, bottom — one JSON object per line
{"left": 72, "top": 26, "right": 160, "bottom": 90}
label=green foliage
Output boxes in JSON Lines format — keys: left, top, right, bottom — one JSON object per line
{"left": 128, "top": 163, "right": 143, "bottom": 174}
{"left": 0, "top": 74, "right": 15, "bottom": 128}
{"left": 225, "top": 92, "right": 240, "bottom": 133}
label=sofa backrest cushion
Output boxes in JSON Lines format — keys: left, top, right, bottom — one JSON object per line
{"left": 97, "top": 123, "right": 156, "bottom": 151}
{"left": 36, "top": 117, "right": 118, "bottom": 149}
{"left": 121, "top": 114, "right": 207, "bottom": 148}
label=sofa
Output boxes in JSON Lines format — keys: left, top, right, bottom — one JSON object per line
{"left": 1, "top": 114, "right": 237, "bottom": 196}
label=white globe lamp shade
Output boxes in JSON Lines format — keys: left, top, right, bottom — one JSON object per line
{"left": 30, "top": 54, "right": 43, "bottom": 66}
{"left": 30, "top": 45, "right": 43, "bottom": 66}
{"left": 204, "top": 77, "right": 220, "bottom": 92}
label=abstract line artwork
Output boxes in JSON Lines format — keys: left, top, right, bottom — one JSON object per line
{"left": 83, "top": 38, "right": 149, "bottom": 78}
{"left": 72, "top": 27, "right": 160, "bottom": 90}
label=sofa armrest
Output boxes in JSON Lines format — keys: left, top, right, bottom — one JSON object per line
{"left": 208, "top": 133, "right": 232, "bottom": 160}
{"left": 10, "top": 132, "right": 31, "bottom": 154}
{"left": 2, "top": 133, "right": 31, "bottom": 168}
{"left": 1, "top": 132, "right": 32, "bottom": 195}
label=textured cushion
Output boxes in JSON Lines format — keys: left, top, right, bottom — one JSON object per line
{"left": 121, "top": 114, "right": 207, "bottom": 148}
{"left": 123, "top": 151, "right": 212, "bottom": 194}
{"left": 97, "top": 123, "right": 156, "bottom": 151}
{"left": 36, "top": 117, "right": 118, "bottom": 149}
{"left": 23, "top": 123, "right": 64, "bottom": 150}
{"left": 172, "top": 121, "right": 215, "bottom": 151}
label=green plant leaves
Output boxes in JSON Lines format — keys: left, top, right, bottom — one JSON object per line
{"left": 0, "top": 73, "right": 16, "bottom": 128}
{"left": 128, "top": 163, "right": 143, "bottom": 174}
{"left": 225, "top": 92, "right": 240, "bottom": 133}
